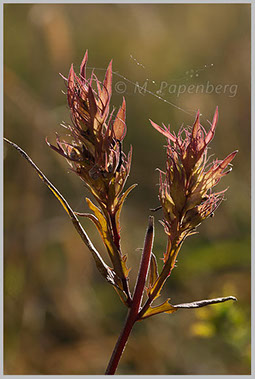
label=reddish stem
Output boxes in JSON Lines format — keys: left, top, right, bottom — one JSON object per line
{"left": 105, "top": 216, "right": 154, "bottom": 375}
{"left": 105, "top": 309, "right": 136, "bottom": 375}
{"left": 131, "top": 216, "right": 154, "bottom": 315}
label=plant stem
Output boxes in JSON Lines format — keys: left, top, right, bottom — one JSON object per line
{"left": 105, "top": 309, "right": 136, "bottom": 375}
{"left": 105, "top": 216, "right": 154, "bottom": 374}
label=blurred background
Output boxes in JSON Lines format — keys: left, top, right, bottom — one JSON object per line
{"left": 4, "top": 3, "right": 250, "bottom": 375}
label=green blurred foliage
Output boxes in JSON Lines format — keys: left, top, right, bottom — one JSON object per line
{"left": 4, "top": 3, "right": 250, "bottom": 375}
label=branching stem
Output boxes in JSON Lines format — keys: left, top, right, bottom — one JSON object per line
{"left": 105, "top": 216, "right": 154, "bottom": 374}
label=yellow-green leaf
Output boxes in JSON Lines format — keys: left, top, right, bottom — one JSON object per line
{"left": 86, "top": 198, "right": 114, "bottom": 255}
{"left": 140, "top": 299, "right": 177, "bottom": 320}
{"left": 148, "top": 253, "right": 159, "bottom": 289}
{"left": 147, "top": 277, "right": 165, "bottom": 301}
{"left": 86, "top": 198, "right": 126, "bottom": 281}
{"left": 115, "top": 183, "right": 137, "bottom": 233}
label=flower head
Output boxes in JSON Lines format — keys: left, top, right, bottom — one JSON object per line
{"left": 47, "top": 51, "right": 132, "bottom": 213}
{"left": 151, "top": 109, "right": 237, "bottom": 257}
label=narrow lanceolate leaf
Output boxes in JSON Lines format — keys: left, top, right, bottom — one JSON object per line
{"left": 3, "top": 138, "right": 115, "bottom": 286}
{"left": 115, "top": 183, "right": 137, "bottom": 234}
{"left": 67, "top": 64, "right": 75, "bottom": 108}
{"left": 217, "top": 150, "right": 238, "bottom": 173}
{"left": 146, "top": 278, "right": 165, "bottom": 301}
{"left": 140, "top": 296, "right": 237, "bottom": 320}
{"left": 86, "top": 198, "right": 108, "bottom": 237}
{"left": 174, "top": 296, "right": 237, "bottom": 309}
{"left": 75, "top": 215, "right": 129, "bottom": 305}
{"left": 192, "top": 110, "right": 200, "bottom": 140}
{"left": 204, "top": 106, "right": 218, "bottom": 145}
{"left": 85, "top": 198, "right": 127, "bottom": 281}
{"left": 101, "top": 60, "right": 112, "bottom": 108}
{"left": 113, "top": 97, "right": 127, "bottom": 141}
{"left": 88, "top": 86, "right": 97, "bottom": 122}
{"left": 140, "top": 299, "right": 177, "bottom": 320}
{"left": 85, "top": 198, "right": 118, "bottom": 260}
{"left": 80, "top": 50, "right": 88, "bottom": 80}
{"left": 148, "top": 253, "right": 159, "bottom": 289}
{"left": 149, "top": 119, "right": 176, "bottom": 142}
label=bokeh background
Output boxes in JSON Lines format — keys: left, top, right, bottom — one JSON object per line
{"left": 4, "top": 3, "right": 250, "bottom": 375}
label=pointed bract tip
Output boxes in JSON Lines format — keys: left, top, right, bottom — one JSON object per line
{"left": 59, "top": 72, "right": 68, "bottom": 81}
{"left": 68, "top": 64, "right": 74, "bottom": 82}
{"left": 194, "top": 109, "right": 200, "bottom": 124}
{"left": 229, "top": 150, "right": 238, "bottom": 160}
{"left": 213, "top": 106, "right": 219, "bottom": 124}
{"left": 80, "top": 50, "right": 88, "bottom": 78}
{"left": 150, "top": 119, "right": 176, "bottom": 142}
{"left": 192, "top": 110, "right": 200, "bottom": 138}
{"left": 106, "top": 59, "right": 113, "bottom": 74}
{"left": 204, "top": 107, "right": 219, "bottom": 145}
{"left": 103, "top": 60, "right": 113, "bottom": 95}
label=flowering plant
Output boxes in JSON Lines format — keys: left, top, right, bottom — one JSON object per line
{"left": 4, "top": 52, "right": 237, "bottom": 375}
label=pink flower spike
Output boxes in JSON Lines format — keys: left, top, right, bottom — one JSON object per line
{"left": 150, "top": 120, "right": 176, "bottom": 142}
{"left": 205, "top": 106, "right": 218, "bottom": 146}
